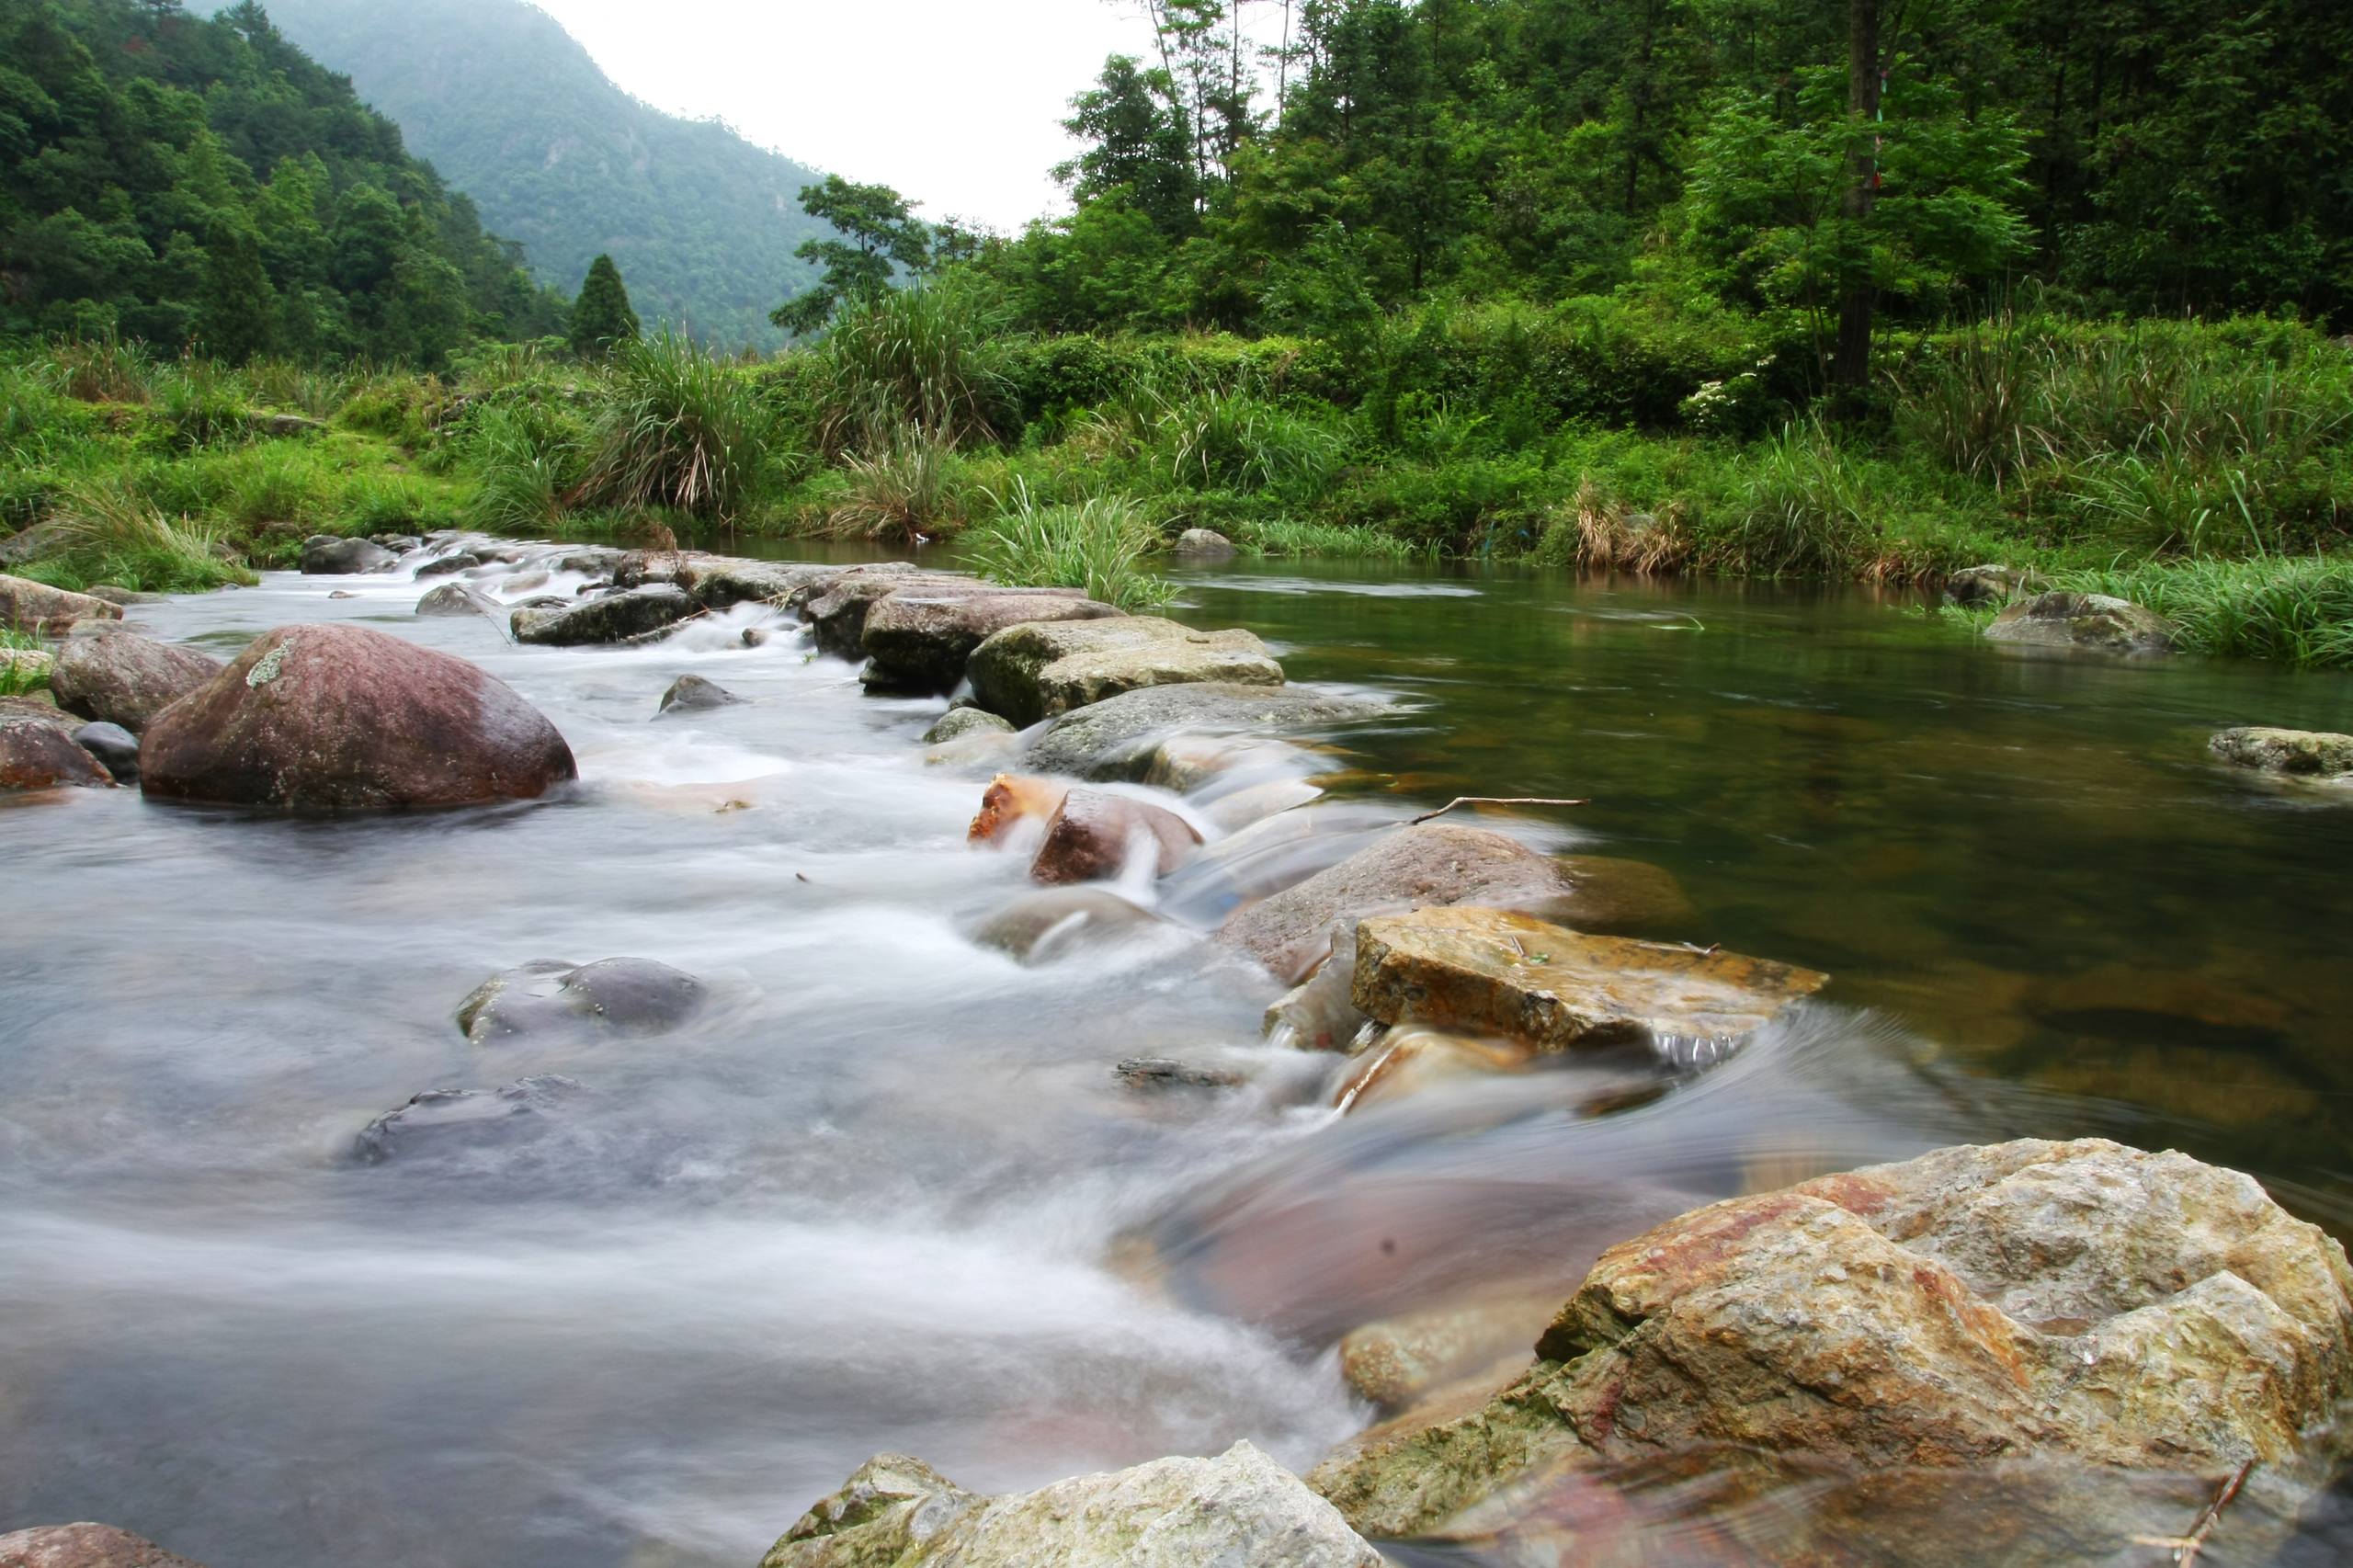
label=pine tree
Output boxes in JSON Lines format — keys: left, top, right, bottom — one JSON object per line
{"left": 569, "top": 253, "right": 640, "bottom": 357}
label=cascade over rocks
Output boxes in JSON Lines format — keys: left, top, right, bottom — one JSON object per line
{"left": 0, "top": 717, "right": 113, "bottom": 790}
{"left": 299, "top": 534, "right": 396, "bottom": 574}
{"left": 352, "top": 1075, "right": 584, "bottom": 1164}
{"left": 0, "top": 574, "right": 121, "bottom": 634}
{"left": 415, "top": 582, "right": 503, "bottom": 619}
{"left": 1027, "top": 682, "right": 1394, "bottom": 780}
{"left": 2211, "top": 725, "right": 2353, "bottom": 777}
{"left": 512, "top": 584, "right": 698, "bottom": 645}
{"left": 1310, "top": 1138, "right": 2353, "bottom": 1545}
{"left": 968, "top": 617, "right": 1285, "bottom": 728}
{"left": 138, "top": 623, "right": 576, "bottom": 810}
{"left": 972, "top": 886, "right": 1164, "bottom": 964}
{"left": 1984, "top": 591, "right": 2175, "bottom": 653}
{"left": 1029, "top": 788, "right": 1202, "bottom": 884}
{"left": 859, "top": 585, "right": 1120, "bottom": 693}
{"left": 458, "top": 957, "right": 707, "bottom": 1045}
{"left": 48, "top": 629, "right": 222, "bottom": 732}
{"left": 1351, "top": 906, "right": 1829, "bottom": 1052}
{"left": 0, "top": 1523, "right": 207, "bottom": 1568}
{"left": 1216, "top": 824, "right": 1581, "bottom": 983}
{"left": 760, "top": 1441, "right": 1381, "bottom": 1568}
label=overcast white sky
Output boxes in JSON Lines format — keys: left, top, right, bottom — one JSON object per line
{"left": 528, "top": 0, "right": 1151, "bottom": 232}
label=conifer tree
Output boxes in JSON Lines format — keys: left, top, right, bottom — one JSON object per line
{"left": 569, "top": 253, "right": 640, "bottom": 357}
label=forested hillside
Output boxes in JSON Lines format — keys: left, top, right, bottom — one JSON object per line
{"left": 217, "top": 0, "right": 832, "bottom": 350}
{"left": 0, "top": 0, "right": 567, "bottom": 363}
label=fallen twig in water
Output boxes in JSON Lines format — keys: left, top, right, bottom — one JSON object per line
{"left": 1409, "top": 795, "right": 1589, "bottom": 825}
{"left": 2130, "top": 1461, "right": 2252, "bottom": 1566}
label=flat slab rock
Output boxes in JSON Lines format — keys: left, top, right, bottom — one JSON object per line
{"left": 1311, "top": 1138, "right": 2353, "bottom": 1542}
{"left": 1028, "top": 682, "right": 1395, "bottom": 780}
{"left": 1352, "top": 905, "right": 1827, "bottom": 1052}
{"left": 1984, "top": 590, "right": 2174, "bottom": 653}
{"left": 0, "top": 1524, "right": 206, "bottom": 1568}
{"left": 0, "top": 573, "right": 122, "bottom": 634}
{"left": 2211, "top": 725, "right": 2353, "bottom": 778}
{"left": 761, "top": 1440, "right": 1381, "bottom": 1568}
{"left": 968, "top": 617, "right": 1284, "bottom": 729}
{"left": 512, "top": 584, "right": 698, "bottom": 645}
{"left": 860, "top": 585, "right": 1120, "bottom": 693}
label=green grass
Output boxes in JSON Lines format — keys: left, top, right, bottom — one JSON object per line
{"left": 2052, "top": 554, "right": 2353, "bottom": 666}
{"left": 1233, "top": 517, "right": 1438, "bottom": 560}
{"left": 27, "top": 475, "right": 256, "bottom": 594}
{"left": 0, "top": 627, "right": 48, "bottom": 697}
{"left": 807, "top": 281, "right": 1013, "bottom": 456}
{"left": 574, "top": 331, "right": 789, "bottom": 520}
{"left": 964, "top": 484, "right": 1175, "bottom": 610}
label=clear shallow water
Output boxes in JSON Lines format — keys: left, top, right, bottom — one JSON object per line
{"left": 2, "top": 547, "right": 2349, "bottom": 1565}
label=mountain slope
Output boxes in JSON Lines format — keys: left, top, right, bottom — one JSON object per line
{"left": 224, "top": 0, "right": 831, "bottom": 349}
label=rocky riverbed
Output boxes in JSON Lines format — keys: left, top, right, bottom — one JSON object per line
{"left": 3, "top": 536, "right": 2351, "bottom": 1567}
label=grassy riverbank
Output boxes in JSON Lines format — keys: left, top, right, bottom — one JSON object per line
{"left": 5, "top": 305, "right": 2351, "bottom": 659}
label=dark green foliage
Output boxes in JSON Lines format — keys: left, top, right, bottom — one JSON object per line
{"left": 0, "top": 0, "right": 565, "bottom": 364}
{"left": 569, "top": 255, "right": 639, "bottom": 358}
{"left": 772, "top": 176, "right": 936, "bottom": 336}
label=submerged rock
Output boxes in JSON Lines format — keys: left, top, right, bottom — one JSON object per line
{"left": 457, "top": 957, "right": 707, "bottom": 1045}
{"left": 415, "top": 582, "right": 503, "bottom": 619}
{"left": 351, "top": 1074, "right": 584, "bottom": 1165}
{"left": 2210, "top": 725, "right": 2353, "bottom": 778}
{"left": 139, "top": 623, "right": 576, "bottom": 811}
{"left": 922, "top": 707, "right": 1015, "bottom": 745}
{"left": 968, "top": 618, "right": 1285, "bottom": 728}
{"left": 0, "top": 1522, "right": 208, "bottom": 1568}
{"left": 512, "top": 584, "right": 698, "bottom": 646}
{"left": 0, "top": 717, "right": 112, "bottom": 790}
{"left": 656, "top": 674, "right": 740, "bottom": 716}
{"left": 1216, "top": 824, "right": 1579, "bottom": 984}
{"left": 1311, "top": 1138, "right": 2353, "bottom": 1542}
{"left": 1116, "top": 1056, "right": 1246, "bottom": 1091}
{"left": 0, "top": 574, "right": 121, "bottom": 635}
{"left": 1029, "top": 788, "right": 1201, "bottom": 884}
{"left": 860, "top": 585, "right": 1120, "bottom": 693}
{"left": 1984, "top": 590, "right": 2174, "bottom": 653}
{"left": 299, "top": 534, "right": 396, "bottom": 574}
{"left": 1173, "top": 527, "right": 1238, "bottom": 561}
{"left": 1338, "top": 1298, "right": 1556, "bottom": 1415}
{"left": 760, "top": 1441, "right": 1381, "bottom": 1568}
{"left": 48, "top": 629, "right": 223, "bottom": 732}
{"left": 972, "top": 887, "right": 1163, "bottom": 964}
{"left": 1027, "top": 683, "right": 1392, "bottom": 780}
{"left": 1351, "top": 906, "right": 1828, "bottom": 1053}
{"left": 414, "top": 551, "right": 483, "bottom": 578}
{"left": 70, "top": 721, "right": 139, "bottom": 782}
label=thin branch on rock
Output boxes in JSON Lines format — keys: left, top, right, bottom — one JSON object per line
{"left": 1408, "top": 795, "right": 1590, "bottom": 825}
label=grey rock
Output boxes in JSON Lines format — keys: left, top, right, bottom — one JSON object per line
{"left": 1116, "top": 1056, "right": 1245, "bottom": 1091}
{"left": 257, "top": 412, "right": 326, "bottom": 438}
{"left": 300, "top": 535, "right": 397, "bottom": 575}
{"left": 414, "top": 551, "right": 483, "bottom": 578}
{"left": 1984, "top": 590, "right": 2175, "bottom": 653}
{"left": 798, "top": 567, "right": 941, "bottom": 658}
{"left": 415, "top": 583, "right": 504, "bottom": 619}
{"left": 861, "top": 585, "right": 1118, "bottom": 694}
{"left": 1029, "top": 683, "right": 1393, "bottom": 780}
{"left": 760, "top": 1441, "right": 1381, "bottom": 1568}
{"left": 689, "top": 558, "right": 838, "bottom": 608}
{"left": 553, "top": 547, "right": 625, "bottom": 575}
{"left": 656, "top": 674, "right": 740, "bottom": 716}
{"left": 1173, "top": 527, "right": 1238, "bottom": 561}
{"left": 968, "top": 618, "right": 1285, "bottom": 729}
{"left": 351, "top": 1074, "right": 584, "bottom": 1165}
{"left": 0, "top": 519, "right": 65, "bottom": 567}
{"left": 457, "top": 957, "right": 707, "bottom": 1045}
{"left": 972, "top": 887, "right": 1164, "bottom": 965}
{"left": 512, "top": 584, "right": 698, "bottom": 646}
{"left": 70, "top": 722, "right": 139, "bottom": 782}
{"left": 82, "top": 585, "right": 166, "bottom": 607}
{"left": 48, "top": 629, "right": 223, "bottom": 732}
{"left": 369, "top": 533, "right": 423, "bottom": 552}
{"left": 922, "top": 707, "right": 1016, "bottom": 744}
{"left": 0, "top": 1521, "right": 209, "bottom": 1567}
{"left": 2210, "top": 725, "right": 2353, "bottom": 778}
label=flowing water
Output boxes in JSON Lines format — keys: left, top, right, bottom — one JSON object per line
{"left": 4, "top": 545, "right": 2351, "bottom": 1565}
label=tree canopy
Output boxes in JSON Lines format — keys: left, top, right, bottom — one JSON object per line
{"left": 771, "top": 174, "right": 936, "bottom": 335}
{"left": 568, "top": 252, "right": 638, "bottom": 357}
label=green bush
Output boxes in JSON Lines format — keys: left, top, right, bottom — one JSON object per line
{"left": 574, "top": 331, "right": 786, "bottom": 520}
{"left": 964, "top": 483, "right": 1174, "bottom": 610}
{"left": 2053, "top": 554, "right": 2353, "bottom": 666}
{"left": 464, "top": 400, "right": 586, "bottom": 534}
{"left": 35, "top": 475, "right": 256, "bottom": 593}
{"left": 808, "top": 282, "right": 1013, "bottom": 455}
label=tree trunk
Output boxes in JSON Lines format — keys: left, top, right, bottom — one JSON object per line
{"left": 1832, "top": 0, "right": 1883, "bottom": 399}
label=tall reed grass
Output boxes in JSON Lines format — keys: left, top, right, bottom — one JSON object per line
{"left": 965, "top": 483, "right": 1174, "bottom": 610}
{"left": 574, "top": 331, "right": 784, "bottom": 519}
{"left": 2053, "top": 554, "right": 2353, "bottom": 667}
{"left": 811, "top": 283, "right": 1012, "bottom": 455}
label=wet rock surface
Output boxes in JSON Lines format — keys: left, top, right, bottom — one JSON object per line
{"left": 1216, "top": 824, "right": 1581, "bottom": 983}
{"left": 48, "top": 629, "right": 223, "bottom": 732}
{"left": 655, "top": 674, "right": 740, "bottom": 716}
{"left": 968, "top": 617, "right": 1285, "bottom": 728}
{"left": 298, "top": 535, "right": 396, "bottom": 575}
{"left": 0, "top": 574, "right": 122, "bottom": 634}
{"left": 457, "top": 957, "right": 707, "bottom": 1045}
{"left": 1173, "top": 527, "right": 1238, "bottom": 561}
{"left": 796, "top": 566, "right": 932, "bottom": 657}
{"left": 860, "top": 585, "right": 1120, "bottom": 693}
{"left": 0, "top": 1523, "right": 207, "bottom": 1568}
{"left": 971, "top": 886, "right": 1164, "bottom": 964}
{"left": 761, "top": 1441, "right": 1382, "bottom": 1568}
{"left": 0, "top": 717, "right": 112, "bottom": 790}
{"left": 1943, "top": 563, "right": 2042, "bottom": 605}
{"left": 1027, "top": 682, "right": 1393, "bottom": 780}
{"left": 1116, "top": 1056, "right": 1246, "bottom": 1091}
{"left": 2211, "top": 725, "right": 2353, "bottom": 778}
{"left": 967, "top": 773, "right": 1070, "bottom": 845}
{"left": 138, "top": 623, "right": 576, "bottom": 811}
{"left": 512, "top": 584, "right": 698, "bottom": 646}
{"left": 352, "top": 1075, "right": 585, "bottom": 1165}
{"left": 922, "top": 707, "right": 1015, "bottom": 745}
{"left": 1984, "top": 591, "right": 2175, "bottom": 653}
{"left": 1029, "top": 788, "right": 1201, "bottom": 884}
{"left": 69, "top": 721, "right": 139, "bottom": 782}
{"left": 1352, "top": 906, "right": 1829, "bottom": 1052}
{"left": 1311, "top": 1138, "right": 2353, "bottom": 1541}
{"left": 414, "top": 582, "right": 504, "bottom": 619}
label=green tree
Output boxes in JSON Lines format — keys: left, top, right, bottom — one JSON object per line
{"left": 199, "top": 211, "right": 278, "bottom": 360}
{"left": 770, "top": 174, "right": 931, "bottom": 335}
{"left": 568, "top": 251, "right": 639, "bottom": 356}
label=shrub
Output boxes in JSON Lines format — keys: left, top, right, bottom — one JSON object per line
{"left": 574, "top": 331, "right": 785, "bottom": 519}
{"left": 39, "top": 335, "right": 153, "bottom": 404}
{"left": 964, "top": 483, "right": 1174, "bottom": 610}
{"left": 464, "top": 401, "right": 586, "bottom": 534}
{"left": 1529, "top": 476, "right": 1694, "bottom": 574}
{"left": 821, "top": 430, "right": 966, "bottom": 543}
{"left": 809, "top": 282, "right": 1013, "bottom": 455}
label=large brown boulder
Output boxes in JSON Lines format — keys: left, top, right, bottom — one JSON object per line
{"left": 1351, "top": 906, "right": 1827, "bottom": 1052}
{"left": 0, "top": 574, "right": 121, "bottom": 635}
{"left": 0, "top": 1523, "right": 205, "bottom": 1568}
{"left": 1215, "top": 824, "right": 1581, "bottom": 984}
{"left": 48, "top": 629, "right": 223, "bottom": 732}
{"left": 139, "top": 623, "right": 576, "bottom": 810}
{"left": 967, "top": 618, "right": 1284, "bottom": 728}
{"left": 1312, "top": 1139, "right": 2353, "bottom": 1550}
{"left": 0, "top": 716, "right": 112, "bottom": 790}
{"left": 860, "top": 585, "right": 1120, "bottom": 693}
{"left": 1029, "top": 788, "right": 1201, "bottom": 883}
